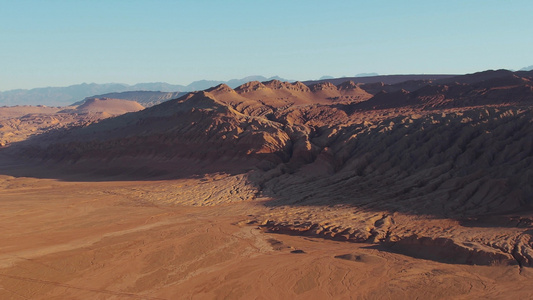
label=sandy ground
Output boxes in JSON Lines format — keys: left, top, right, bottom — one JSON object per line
{"left": 1, "top": 170, "right": 532, "bottom": 300}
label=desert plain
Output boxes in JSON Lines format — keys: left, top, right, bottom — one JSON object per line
{"left": 1, "top": 70, "right": 533, "bottom": 299}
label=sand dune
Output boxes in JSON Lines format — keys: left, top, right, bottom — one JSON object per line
{"left": 61, "top": 97, "right": 145, "bottom": 115}
{"left": 73, "top": 91, "right": 186, "bottom": 108}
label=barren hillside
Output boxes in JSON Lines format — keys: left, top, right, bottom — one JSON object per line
{"left": 3, "top": 70, "right": 533, "bottom": 269}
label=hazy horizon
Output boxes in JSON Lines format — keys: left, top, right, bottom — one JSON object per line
{"left": 1, "top": 0, "right": 532, "bottom": 91}
{"left": 0, "top": 72, "right": 465, "bottom": 92}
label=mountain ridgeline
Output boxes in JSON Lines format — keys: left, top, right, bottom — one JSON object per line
{"left": 0, "top": 76, "right": 289, "bottom": 107}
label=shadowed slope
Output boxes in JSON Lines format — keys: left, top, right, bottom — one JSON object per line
{"left": 11, "top": 91, "right": 292, "bottom": 177}
{"left": 354, "top": 72, "right": 533, "bottom": 110}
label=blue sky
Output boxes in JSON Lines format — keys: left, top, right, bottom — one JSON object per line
{"left": 1, "top": 0, "right": 532, "bottom": 90}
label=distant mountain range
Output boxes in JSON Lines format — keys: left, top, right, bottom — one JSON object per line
{"left": 0, "top": 75, "right": 289, "bottom": 107}
{"left": 303, "top": 74, "right": 457, "bottom": 86}
{"left": 3, "top": 68, "right": 531, "bottom": 107}
{"left": 319, "top": 73, "right": 379, "bottom": 80}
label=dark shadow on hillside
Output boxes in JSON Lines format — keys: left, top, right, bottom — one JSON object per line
{"left": 359, "top": 243, "right": 518, "bottom": 267}
{"left": 0, "top": 121, "right": 295, "bottom": 184}
{"left": 1, "top": 103, "right": 533, "bottom": 223}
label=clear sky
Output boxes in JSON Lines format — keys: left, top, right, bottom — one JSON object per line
{"left": 1, "top": 0, "right": 532, "bottom": 91}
